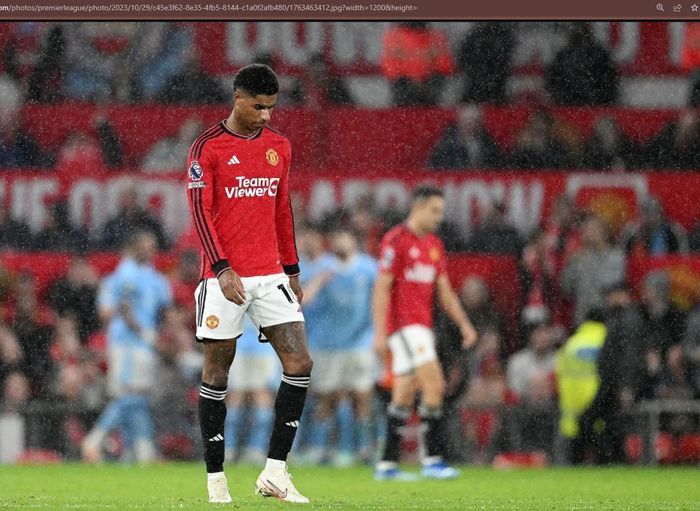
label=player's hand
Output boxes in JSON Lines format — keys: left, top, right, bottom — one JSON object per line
{"left": 289, "top": 275, "right": 304, "bottom": 304}
{"left": 460, "top": 322, "right": 478, "bottom": 349}
{"left": 373, "top": 333, "right": 389, "bottom": 359}
{"left": 218, "top": 269, "right": 246, "bottom": 305}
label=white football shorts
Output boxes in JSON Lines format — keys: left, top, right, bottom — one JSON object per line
{"left": 387, "top": 324, "right": 438, "bottom": 376}
{"left": 194, "top": 273, "right": 305, "bottom": 341}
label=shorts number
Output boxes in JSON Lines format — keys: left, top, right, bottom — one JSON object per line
{"left": 277, "top": 284, "right": 294, "bottom": 304}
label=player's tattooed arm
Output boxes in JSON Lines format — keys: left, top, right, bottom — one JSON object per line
{"left": 263, "top": 321, "right": 307, "bottom": 353}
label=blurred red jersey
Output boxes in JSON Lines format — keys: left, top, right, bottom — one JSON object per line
{"left": 378, "top": 224, "right": 447, "bottom": 335}
{"left": 186, "top": 122, "right": 299, "bottom": 279}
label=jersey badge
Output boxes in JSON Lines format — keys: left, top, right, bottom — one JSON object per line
{"left": 189, "top": 160, "right": 204, "bottom": 181}
{"left": 266, "top": 148, "right": 279, "bottom": 166}
{"left": 206, "top": 315, "right": 220, "bottom": 329}
{"left": 429, "top": 247, "right": 441, "bottom": 262}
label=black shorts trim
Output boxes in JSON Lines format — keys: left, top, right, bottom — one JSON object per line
{"left": 196, "top": 279, "right": 207, "bottom": 328}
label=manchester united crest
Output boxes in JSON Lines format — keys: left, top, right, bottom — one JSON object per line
{"left": 429, "top": 247, "right": 441, "bottom": 262}
{"left": 206, "top": 315, "right": 220, "bottom": 329}
{"left": 266, "top": 148, "right": 279, "bottom": 166}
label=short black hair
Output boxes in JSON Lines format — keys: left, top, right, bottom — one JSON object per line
{"left": 412, "top": 185, "right": 444, "bottom": 203}
{"left": 233, "top": 63, "right": 279, "bottom": 97}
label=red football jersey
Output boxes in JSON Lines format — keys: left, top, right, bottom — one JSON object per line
{"left": 378, "top": 224, "right": 447, "bottom": 335}
{"left": 186, "top": 121, "right": 299, "bottom": 279}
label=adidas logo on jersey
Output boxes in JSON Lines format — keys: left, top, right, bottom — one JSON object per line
{"left": 227, "top": 155, "right": 240, "bottom": 165}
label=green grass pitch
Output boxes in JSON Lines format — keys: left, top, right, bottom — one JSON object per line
{"left": 0, "top": 463, "right": 698, "bottom": 510}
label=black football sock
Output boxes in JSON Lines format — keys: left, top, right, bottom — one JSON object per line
{"left": 199, "top": 382, "right": 227, "bottom": 473}
{"left": 267, "top": 373, "right": 310, "bottom": 461}
{"left": 380, "top": 404, "right": 411, "bottom": 463}
{"left": 419, "top": 404, "right": 446, "bottom": 459}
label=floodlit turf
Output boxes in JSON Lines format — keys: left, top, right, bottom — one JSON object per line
{"left": 0, "top": 463, "right": 698, "bottom": 510}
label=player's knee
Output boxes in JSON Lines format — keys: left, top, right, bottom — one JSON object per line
{"left": 282, "top": 353, "right": 313, "bottom": 376}
{"left": 202, "top": 366, "right": 229, "bottom": 387}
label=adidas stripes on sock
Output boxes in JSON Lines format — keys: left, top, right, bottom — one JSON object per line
{"left": 199, "top": 382, "right": 227, "bottom": 473}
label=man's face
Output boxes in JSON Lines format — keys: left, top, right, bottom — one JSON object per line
{"left": 134, "top": 233, "right": 157, "bottom": 263}
{"left": 331, "top": 231, "right": 357, "bottom": 259}
{"left": 416, "top": 196, "right": 445, "bottom": 233}
{"left": 233, "top": 91, "right": 277, "bottom": 132}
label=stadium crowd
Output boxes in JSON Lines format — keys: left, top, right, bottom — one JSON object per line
{"left": 0, "top": 21, "right": 699, "bottom": 466}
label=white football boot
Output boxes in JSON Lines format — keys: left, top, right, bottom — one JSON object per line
{"left": 207, "top": 472, "right": 232, "bottom": 504}
{"left": 255, "top": 461, "right": 309, "bottom": 504}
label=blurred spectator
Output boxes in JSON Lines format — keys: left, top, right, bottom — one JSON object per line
{"left": 545, "top": 23, "right": 618, "bottom": 105}
{"left": 427, "top": 105, "right": 503, "bottom": 170}
{"left": 157, "top": 45, "right": 228, "bottom": 104}
{"left": 582, "top": 116, "right": 639, "bottom": 171}
{"left": 380, "top": 22, "right": 455, "bottom": 106}
{"left": 620, "top": 197, "right": 688, "bottom": 256}
{"left": 0, "top": 202, "right": 32, "bottom": 250}
{"left": 688, "top": 222, "right": 700, "bottom": 252}
{"left": 544, "top": 195, "right": 583, "bottom": 267}
{"left": 10, "top": 272, "right": 53, "bottom": 395}
{"left": 347, "top": 198, "right": 384, "bottom": 257}
{"left": 643, "top": 109, "right": 700, "bottom": 170}
{"left": 561, "top": 215, "right": 626, "bottom": 325}
{"left": 0, "top": 75, "right": 48, "bottom": 168}
{"left": 683, "top": 302, "right": 700, "bottom": 396}
{"left": 46, "top": 362, "right": 105, "bottom": 460}
{"left": 63, "top": 22, "right": 190, "bottom": 102}
{"left": 520, "top": 229, "right": 558, "bottom": 331}
{"left": 142, "top": 116, "right": 202, "bottom": 173}
{"left": 0, "top": 326, "right": 23, "bottom": 388}
{"left": 94, "top": 111, "right": 124, "bottom": 168}
{"left": 288, "top": 52, "right": 353, "bottom": 108}
{"left": 507, "top": 322, "right": 556, "bottom": 400}
{"left": 681, "top": 22, "right": 700, "bottom": 107}
{"left": 509, "top": 110, "right": 571, "bottom": 169}
{"left": 1, "top": 370, "right": 29, "bottom": 413}
{"left": 457, "top": 276, "right": 505, "bottom": 336}
{"left": 47, "top": 257, "right": 100, "bottom": 342}
{"left": 34, "top": 201, "right": 91, "bottom": 253}
{"left": 639, "top": 271, "right": 686, "bottom": 359}
{"left": 26, "top": 25, "right": 66, "bottom": 104}
{"left": 55, "top": 132, "right": 103, "bottom": 174}
{"left": 467, "top": 200, "right": 524, "bottom": 257}
{"left": 456, "top": 22, "right": 513, "bottom": 104}
{"left": 101, "top": 186, "right": 169, "bottom": 251}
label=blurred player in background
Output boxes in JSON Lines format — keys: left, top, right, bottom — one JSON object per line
{"left": 303, "top": 226, "right": 378, "bottom": 466}
{"left": 82, "top": 230, "right": 173, "bottom": 463}
{"left": 373, "top": 185, "right": 478, "bottom": 480}
{"left": 224, "top": 316, "right": 278, "bottom": 465}
{"left": 186, "top": 63, "right": 312, "bottom": 504}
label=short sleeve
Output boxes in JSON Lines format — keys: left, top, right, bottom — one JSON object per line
{"left": 378, "top": 235, "right": 401, "bottom": 277}
{"left": 97, "top": 274, "right": 118, "bottom": 311}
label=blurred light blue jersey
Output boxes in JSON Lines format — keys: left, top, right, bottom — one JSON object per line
{"left": 310, "top": 253, "right": 377, "bottom": 352}
{"left": 299, "top": 252, "right": 336, "bottom": 349}
{"left": 235, "top": 316, "right": 271, "bottom": 356}
{"left": 98, "top": 257, "right": 173, "bottom": 350}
